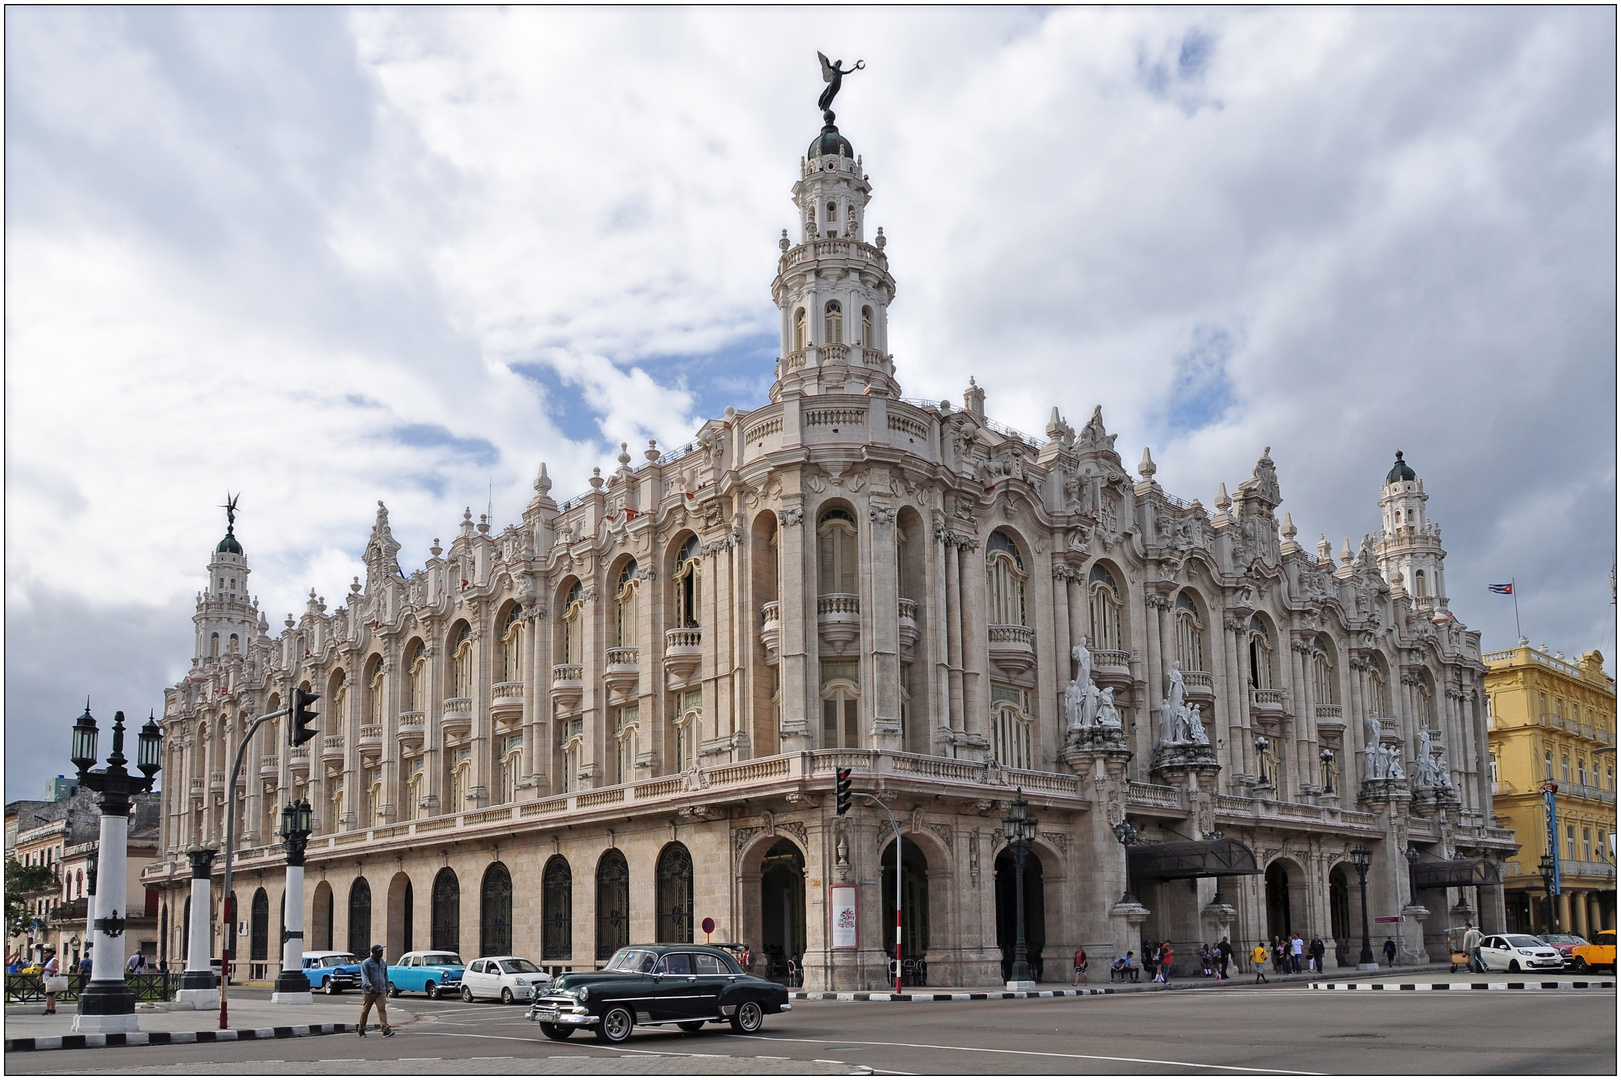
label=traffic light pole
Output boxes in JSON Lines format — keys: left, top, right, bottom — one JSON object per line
{"left": 217, "top": 707, "right": 288, "bottom": 1030}
{"left": 854, "top": 793, "right": 903, "bottom": 996}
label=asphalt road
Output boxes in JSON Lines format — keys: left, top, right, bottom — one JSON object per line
{"left": 8, "top": 985, "right": 1615, "bottom": 1075}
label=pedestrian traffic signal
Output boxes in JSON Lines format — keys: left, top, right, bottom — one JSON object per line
{"left": 291, "top": 689, "right": 320, "bottom": 746}
{"left": 835, "top": 768, "right": 852, "bottom": 816}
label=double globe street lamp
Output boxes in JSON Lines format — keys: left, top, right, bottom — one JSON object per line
{"left": 70, "top": 706, "right": 162, "bottom": 1032}
{"left": 271, "top": 800, "right": 315, "bottom": 1003}
{"left": 1000, "top": 790, "right": 1037, "bottom": 988}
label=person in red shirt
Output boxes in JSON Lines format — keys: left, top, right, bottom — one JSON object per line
{"left": 1156, "top": 941, "right": 1174, "bottom": 985}
{"left": 1071, "top": 946, "right": 1089, "bottom": 987}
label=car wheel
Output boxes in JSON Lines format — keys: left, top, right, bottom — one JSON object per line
{"left": 677, "top": 1020, "right": 707, "bottom": 1033}
{"left": 596, "top": 1005, "right": 634, "bottom": 1043}
{"left": 324, "top": 977, "right": 340, "bottom": 995}
{"left": 387, "top": 981, "right": 399, "bottom": 997}
{"left": 728, "top": 1000, "right": 764, "bottom": 1034}
{"left": 501, "top": 987, "right": 515, "bottom": 1005}
{"left": 539, "top": 1022, "right": 573, "bottom": 1041}
{"left": 462, "top": 985, "right": 475, "bottom": 1002}
{"left": 1508, "top": 960, "right": 1520, "bottom": 973}
{"left": 425, "top": 980, "right": 438, "bottom": 999}
{"left": 1573, "top": 957, "right": 1590, "bottom": 974}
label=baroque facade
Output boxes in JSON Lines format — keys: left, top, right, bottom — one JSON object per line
{"left": 144, "top": 103, "right": 1516, "bottom": 989}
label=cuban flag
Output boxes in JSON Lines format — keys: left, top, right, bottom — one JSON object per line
{"left": 1488, "top": 582, "right": 1514, "bottom": 595}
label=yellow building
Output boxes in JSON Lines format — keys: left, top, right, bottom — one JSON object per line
{"left": 1485, "top": 642, "right": 1617, "bottom": 937}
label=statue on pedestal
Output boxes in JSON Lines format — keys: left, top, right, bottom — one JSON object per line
{"left": 1154, "top": 661, "right": 1209, "bottom": 746}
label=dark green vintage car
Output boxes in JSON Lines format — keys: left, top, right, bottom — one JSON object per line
{"left": 525, "top": 944, "right": 791, "bottom": 1043}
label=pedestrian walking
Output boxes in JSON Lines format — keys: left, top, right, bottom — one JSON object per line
{"left": 1462, "top": 922, "right": 1483, "bottom": 974}
{"left": 1217, "top": 937, "right": 1233, "bottom": 980}
{"left": 357, "top": 945, "right": 394, "bottom": 1038}
{"left": 40, "top": 950, "right": 61, "bottom": 1015}
{"left": 1156, "top": 941, "right": 1174, "bottom": 985}
{"left": 1382, "top": 937, "right": 1397, "bottom": 967}
{"left": 1271, "top": 936, "right": 1286, "bottom": 974}
{"left": 1251, "top": 942, "right": 1270, "bottom": 983}
{"left": 79, "top": 953, "right": 92, "bottom": 976}
{"left": 1309, "top": 935, "right": 1325, "bottom": 974}
{"left": 1290, "top": 933, "right": 1304, "bottom": 974}
{"left": 1071, "top": 945, "right": 1089, "bottom": 987}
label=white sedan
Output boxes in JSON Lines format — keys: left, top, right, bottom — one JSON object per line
{"left": 1477, "top": 934, "right": 1566, "bottom": 974}
{"left": 460, "top": 956, "right": 552, "bottom": 1004}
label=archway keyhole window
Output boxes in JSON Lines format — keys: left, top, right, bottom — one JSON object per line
{"left": 1088, "top": 564, "right": 1124, "bottom": 652}
{"left": 210, "top": 633, "right": 220, "bottom": 658}
{"left": 596, "top": 850, "right": 630, "bottom": 961}
{"left": 1248, "top": 616, "right": 1275, "bottom": 689}
{"left": 405, "top": 756, "right": 425, "bottom": 820}
{"left": 861, "top": 306, "right": 872, "bottom": 347}
{"left": 480, "top": 863, "right": 513, "bottom": 957}
{"left": 560, "top": 581, "right": 584, "bottom": 666}
{"left": 881, "top": 839, "right": 930, "bottom": 959}
{"left": 824, "top": 300, "right": 843, "bottom": 345}
{"left": 431, "top": 868, "right": 460, "bottom": 953}
{"left": 818, "top": 509, "right": 858, "bottom": 595}
{"left": 1414, "top": 569, "right": 1427, "bottom": 597}
{"left": 542, "top": 856, "right": 573, "bottom": 960}
{"left": 229, "top": 633, "right": 239, "bottom": 654}
{"left": 826, "top": 200, "right": 837, "bottom": 223}
{"left": 451, "top": 624, "right": 473, "bottom": 699}
{"left": 1311, "top": 640, "right": 1338, "bottom": 705}
{"left": 1174, "top": 592, "right": 1205, "bottom": 673}
{"left": 986, "top": 530, "right": 1028, "bottom": 627}
{"left": 614, "top": 561, "right": 639, "bottom": 648}
{"left": 656, "top": 843, "right": 695, "bottom": 944}
{"left": 990, "top": 684, "right": 1034, "bottom": 770}
{"left": 500, "top": 604, "right": 523, "bottom": 683}
{"left": 674, "top": 536, "right": 701, "bottom": 629}
{"left": 794, "top": 308, "right": 807, "bottom": 352}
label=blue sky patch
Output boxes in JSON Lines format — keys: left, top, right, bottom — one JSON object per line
{"left": 1163, "top": 325, "right": 1238, "bottom": 433}
{"left": 389, "top": 423, "right": 500, "bottom": 467}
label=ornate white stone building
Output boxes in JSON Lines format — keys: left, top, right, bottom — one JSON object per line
{"left": 144, "top": 101, "right": 1516, "bottom": 990}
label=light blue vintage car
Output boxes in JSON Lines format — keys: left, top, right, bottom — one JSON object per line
{"left": 386, "top": 951, "right": 465, "bottom": 999}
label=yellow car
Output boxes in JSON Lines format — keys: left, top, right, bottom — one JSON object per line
{"left": 18, "top": 963, "right": 44, "bottom": 975}
{"left": 1570, "top": 929, "right": 1615, "bottom": 974}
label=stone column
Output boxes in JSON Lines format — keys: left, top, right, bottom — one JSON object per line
{"left": 177, "top": 848, "right": 219, "bottom": 1008}
{"left": 943, "top": 534, "right": 965, "bottom": 738}
{"left": 960, "top": 540, "right": 988, "bottom": 754}
{"left": 1557, "top": 890, "right": 1573, "bottom": 932}
{"left": 1572, "top": 890, "right": 1590, "bottom": 940}
{"left": 75, "top": 794, "right": 138, "bottom": 1032}
{"left": 271, "top": 854, "right": 311, "bottom": 1004}
{"left": 1142, "top": 595, "right": 1164, "bottom": 729}
{"left": 867, "top": 500, "right": 902, "bottom": 751}
{"left": 779, "top": 502, "right": 812, "bottom": 753}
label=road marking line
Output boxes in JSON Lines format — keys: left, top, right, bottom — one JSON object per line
{"left": 738, "top": 1035, "right": 1325, "bottom": 1075}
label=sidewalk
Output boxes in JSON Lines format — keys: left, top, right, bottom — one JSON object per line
{"left": 4, "top": 992, "right": 415, "bottom": 1053}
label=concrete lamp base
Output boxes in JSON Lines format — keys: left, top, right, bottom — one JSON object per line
{"left": 271, "top": 990, "right": 314, "bottom": 1005}
{"left": 72, "top": 1013, "right": 142, "bottom": 1034}
{"left": 1004, "top": 980, "right": 1038, "bottom": 991}
{"left": 1357, "top": 963, "right": 1383, "bottom": 971}
{"left": 174, "top": 988, "right": 221, "bottom": 1009}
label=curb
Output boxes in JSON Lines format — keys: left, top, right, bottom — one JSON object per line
{"left": 1308, "top": 980, "right": 1616, "bottom": 992}
{"left": 790, "top": 986, "right": 1166, "bottom": 1002}
{"left": 5, "top": 1022, "right": 356, "bottom": 1053}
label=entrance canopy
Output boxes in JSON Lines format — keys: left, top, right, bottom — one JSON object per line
{"left": 1127, "top": 837, "right": 1261, "bottom": 881}
{"left": 1409, "top": 856, "right": 1501, "bottom": 891}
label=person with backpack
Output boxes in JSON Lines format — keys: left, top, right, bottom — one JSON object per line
{"left": 1383, "top": 937, "right": 1397, "bottom": 967}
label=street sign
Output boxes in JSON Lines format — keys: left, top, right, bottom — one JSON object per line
{"left": 1374, "top": 916, "right": 1401, "bottom": 924}
{"left": 701, "top": 916, "right": 716, "bottom": 943}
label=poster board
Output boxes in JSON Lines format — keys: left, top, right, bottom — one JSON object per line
{"left": 830, "top": 884, "right": 858, "bottom": 950}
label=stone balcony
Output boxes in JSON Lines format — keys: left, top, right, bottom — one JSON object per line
{"left": 442, "top": 697, "right": 473, "bottom": 740}
{"left": 1251, "top": 687, "right": 1287, "bottom": 714}
{"left": 209, "top": 769, "right": 225, "bottom": 793}
{"left": 321, "top": 735, "right": 345, "bottom": 764}
{"left": 1092, "top": 650, "right": 1132, "bottom": 687}
{"left": 897, "top": 598, "right": 919, "bottom": 663}
{"left": 1314, "top": 703, "right": 1345, "bottom": 731}
{"left": 288, "top": 745, "right": 311, "bottom": 772}
{"left": 491, "top": 681, "right": 525, "bottom": 723}
{"left": 258, "top": 754, "right": 279, "bottom": 779}
{"left": 1181, "top": 670, "right": 1215, "bottom": 700}
{"left": 189, "top": 776, "right": 205, "bottom": 798}
{"left": 357, "top": 724, "right": 384, "bottom": 759}
{"left": 604, "top": 647, "right": 640, "bottom": 696}
{"left": 396, "top": 711, "right": 425, "bottom": 746}
{"left": 817, "top": 593, "right": 860, "bottom": 654}
{"left": 988, "top": 623, "right": 1036, "bottom": 677}
{"left": 663, "top": 628, "right": 702, "bottom": 685}
{"left": 760, "top": 602, "right": 781, "bottom": 665}
{"left": 551, "top": 664, "right": 584, "bottom": 712}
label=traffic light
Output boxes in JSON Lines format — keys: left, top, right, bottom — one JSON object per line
{"left": 291, "top": 689, "right": 320, "bottom": 746}
{"left": 835, "top": 768, "right": 852, "bottom": 816}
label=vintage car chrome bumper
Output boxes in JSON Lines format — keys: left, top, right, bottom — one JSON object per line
{"left": 528, "top": 1000, "right": 597, "bottom": 1026}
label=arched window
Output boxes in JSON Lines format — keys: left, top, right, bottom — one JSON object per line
{"left": 614, "top": 561, "right": 639, "bottom": 648}
{"left": 614, "top": 706, "right": 638, "bottom": 785}
{"left": 595, "top": 850, "right": 630, "bottom": 960}
{"left": 656, "top": 843, "right": 694, "bottom": 943}
{"left": 499, "top": 735, "right": 522, "bottom": 803}
{"left": 794, "top": 308, "right": 807, "bottom": 352}
{"left": 817, "top": 508, "right": 858, "bottom": 596}
{"left": 990, "top": 684, "right": 1033, "bottom": 770}
{"left": 559, "top": 581, "right": 584, "bottom": 665}
{"left": 331, "top": 670, "right": 348, "bottom": 726}
{"left": 405, "top": 755, "right": 425, "bottom": 821}
{"left": 986, "top": 530, "right": 1027, "bottom": 627}
{"left": 560, "top": 733, "right": 582, "bottom": 795}
{"left": 1417, "top": 676, "right": 1437, "bottom": 729}
{"left": 480, "top": 863, "right": 513, "bottom": 957}
{"left": 1368, "top": 658, "right": 1392, "bottom": 717}
{"left": 210, "top": 633, "right": 220, "bottom": 658}
{"left": 1312, "top": 640, "right": 1338, "bottom": 705}
{"left": 228, "top": 633, "right": 239, "bottom": 654}
{"left": 250, "top": 888, "right": 270, "bottom": 977}
{"left": 542, "top": 856, "right": 572, "bottom": 960}
{"left": 1088, "top": 564, "right": 1124, "bottom": 652}
{"left": 1414, "top": 569, "right": 1427, "bottom": 597}
{"left": 329, "top": 776, "right": 345, "bottom": 833}
{"left": 1174, "top": 591, "right": 1205, "bottom": 672}
{"left": 825, "top": 200, "right": 837, "bottom": 222}
{"left": 447, "top": 745, "right": 472, "bottom": 809}
{"left": 824, "top": 300, "right": 843, "bottom": 344}
{"left": 347, "top": 878, "right": 372, "bottom": 958}
{"left": 673, "top": 535, "right": 701, "bottom": 628}
{"left": 1248, "top": 616, "right": 1275, "bottom": 689}
{"left": 821, "top": 675, "right": 860, "bottom": 749}
{"left": 366, "top": 766, "right": 383, "bottom": 827}
{"left": 405, "top": 641, "right": 426, "bottom": 712}
{"left": 431, "top": 868, "right": 459, "bottom": 953}
{"left": 861, "top": 305, "right": 873, "bottom": 346}
{"left": 450, "top": 624, "right": 473, "bottom": 699}
{"left": 499, "top": 604, "right": 523, "bottom": 684}
{"left": 673, "top": 689, "right": 701, "bottom": 771}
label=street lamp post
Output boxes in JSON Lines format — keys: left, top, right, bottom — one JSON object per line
{"left": 1320, "top": 748, "right": 1335, "bottom": 794}
{"left": 1112, "top": 819, "right": 1141, "bottom": 904}
{"left": 70, "top": 706, "right": 162, "bottom": 1033}
{"left": 1538, "top": 854, "right": 1558, "bottom": 932}
{"left": 1001, "top": 790, "right": 1038, "bottom": 989}
{"left": 1255, "top": 736, "right": 1271, "bottom": 786}
{"left": 1349, "top": 845, "right": 1376, "bottom": 969}
{"left": 271, "top": 800, "right": 314, "bottom": 1003}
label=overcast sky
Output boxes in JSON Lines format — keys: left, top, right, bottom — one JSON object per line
{"left": 7, "top": 7, "right": 1615, "bottom": 795}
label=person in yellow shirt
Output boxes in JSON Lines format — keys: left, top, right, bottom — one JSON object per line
{"left": 1250, "top": 942, "right": 1270, "bottom": 983}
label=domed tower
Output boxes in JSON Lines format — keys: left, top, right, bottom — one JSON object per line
{"left": 770, "top": 67, "right": 898, "bottom": 400}
{"left": 193, "top": 496, "right": 261, "bottom": 666}
{"left": 1374, "top": 451, "right": 1449, "bottom": 616}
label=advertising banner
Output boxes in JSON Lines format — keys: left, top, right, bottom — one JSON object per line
{"left": 830, "top": 884, "right": 858, "bottom": 950}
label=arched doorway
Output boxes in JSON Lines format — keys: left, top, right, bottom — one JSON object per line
{"left": 1329, "top": 866, "right": 1352, "bottom": 968}
{"left": 596, "top": 850, "right": 630, "bottom": 960}
{"left": 348, "top": 878, "right": 373, "bottom": 958}
{"left": 250, "top": 888, "right": 270, "bottom": 980}
{"left": 481, "top": 863, "right": 513, "bottom": 956}
{"left": 386, "top": 873, "right": 414, "bottom": 960}
{"left": 881, "top": 838, "right": 930, "bottom": 985}
{"left": 542, "top": 856, "right": 572, "bottom": 961}
{"left": 656, "top": 843, "right": 694, "bottom": 943}
{"left": 995, "top": 845, "right": 1046, "bottom": 982}
{"left": 759, "top": 840, "right": 806, "bottom": 984}
{"left": 431, "top": 868, "right": 459, "bottom": 953}
{"left": 311, "top": 881, "right": 334, "bottom": 951}
{"left": 1265, "top": 862, "right": 1292, "bottom": 942}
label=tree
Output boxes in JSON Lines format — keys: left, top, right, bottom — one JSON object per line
{"left": 6, "top": 858, "right": 62, "bottom": 940}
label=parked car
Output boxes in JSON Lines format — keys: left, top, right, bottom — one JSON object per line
{"left": 460, "top": 956, "right": 551, "bottom": 1004}
{"left": 302, "top": 951, "right": 363, "bottom": 994}
{"left": 1536, "top": 933, "right": 1589, "bottom": 969}
{"left": 1570, "top": 929, "right": 1616, "bottom": 973}
{"left": 386, "top": 951, "right": 465, "bottom": 999}
{"left": 1477, "top": 934, "right": 1565, "bottom": 973}
{"left": 526, "top": 943, "right": 791, "bottom": 1044}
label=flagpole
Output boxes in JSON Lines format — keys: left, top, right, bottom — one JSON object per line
{"left": 1512, "top": 578, "right": 1521, "bottom": 641}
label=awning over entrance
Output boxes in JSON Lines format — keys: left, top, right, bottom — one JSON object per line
{"left": 1127, "top": 837, "right": 1262, "bottom": 881}
{"left": 1409, "top": 856, "right": 1501, "bottom": 891}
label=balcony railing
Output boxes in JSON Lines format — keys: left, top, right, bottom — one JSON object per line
{"left": 553, "top": 664, "right": 583, "bottom": 684}
{"left": 321, "top": 736, "right": 345, "bottom": 762}
{"left": 1314, "top": 704, "right": 1345, "bottom": 722}
{"left": 761, "top": 601, "right": 781, "bottom": 627}
{"left": 1251, "top": 688, "right": 1287, "bottom": 710}
{"left": 188, "top": 776, "right": 204, "bottom": 794}
{"left": 1093, "top": 649, "right": 1130, "bottom": 670}
{"left": 287, "top": 746, "right": 311, "bottom": 768}
{"left": 606, "top": 647, "right": 639, "bottom": 667}
{"left": 357, "top": 725, "right": 384, "bottom": 756}
{"left": 258, "top": 754, "right": 279, "bottom": 778}
{"left": 665, "top": 628, "right": 702, "bottom": 650}
{"left": 817, "top": 593, "right": 860, "bottom": 615}
{"left": 397, "top": 712, "right": 425, "bottom": 742}
{"left": 898, "top": 598, "right": 917, "bottom": 622}
{"left": 1127, "top": 782, "right": 1184, "bottom": 810}
{"left": 1181, "top": 670, "right": 1214, "bottom": 694}
{"left": 491, "top": 681, "right": 525, "bottom": 704}
{"left": 443, "top": 696, "right": 473, "bottom": 719}
{"left": 988, "top": 624, "right": 1036, "bottom": 646}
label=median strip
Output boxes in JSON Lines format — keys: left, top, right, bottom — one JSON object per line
{"left": 789, "top": 987, "right": 1137, "bottom": 1002}
{"left": 1308, "top": 980, "right": 1616, "bottom": 992}
{"left": 5, "top": 1022, "right": 356, "bottom": 1053}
